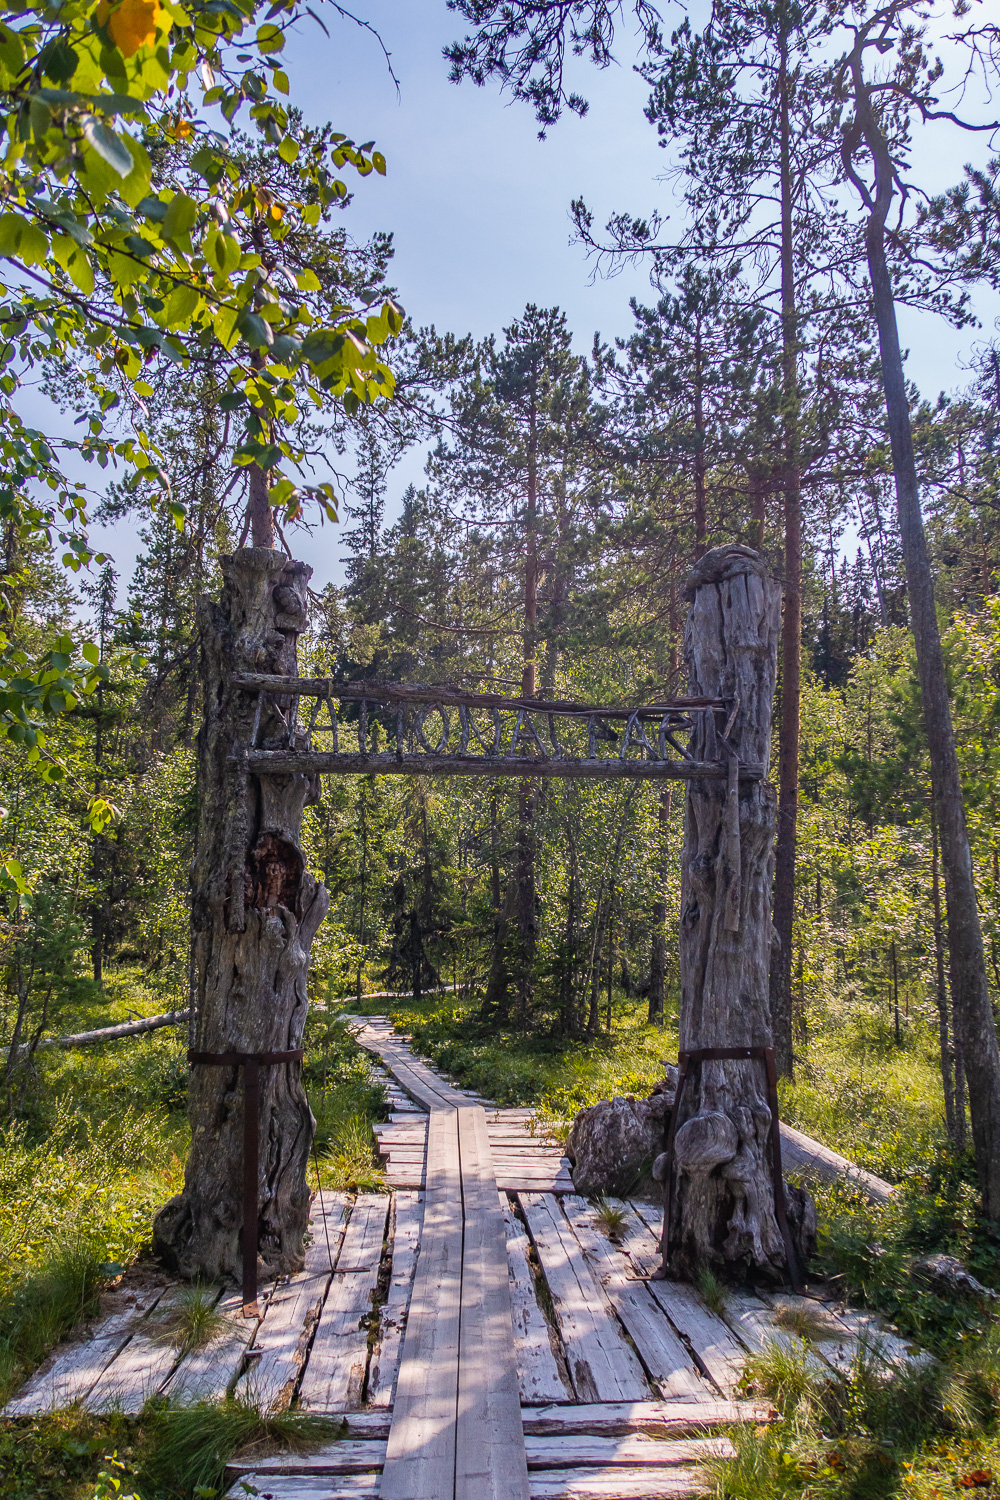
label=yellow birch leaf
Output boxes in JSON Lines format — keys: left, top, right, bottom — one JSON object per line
{"left": 107, "top": 0, "right": 165, "bottom": 58}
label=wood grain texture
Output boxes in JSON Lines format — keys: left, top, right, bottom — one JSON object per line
{"left": 519, "top": 1193, "right": 649, "bottom": 1404}
{"left": 85, "top": 1287, "right": 191, "bottom": 1414}
{"left": 501, "top": 1195, "right": 571, "bottom": 1405}
{"left": 379, "top": 1108, "right": 463, "bottom": 1500}
{"left": 367, "top": 1191, "right": 423, "bottom": 1408}
{"left": 163, "top": 1287, "right": 266, "bottom": 1405}
{"left": 527, "top": 1467, "right": 714, "bottom": 1499}
{"left": 225, "top": 1473, "right": 379, "bottom": 1498}
{"left": 525, "top": 1435, "right": 733, "bottom": 1468}
{"left": 228, "top": 1439, "right": 387, "bottom": 1474}
{"left": 559, "top": 1198, "right": 706, "bottom": 1401}
{"left": 154, "top": 550, "right": 329, "bottom": 1283}
{"left": 298, "top": 1194, "right": 389, "bottom": 1411}
{"left": 520, "top": 1400, "right": 763, "bottom": 1437}
{"left": 3, "top": 1284, "right": 166, "bottom": 1416}
{"left": 456, "top": 1107, "right": 531, "bottom": 1500}
{"left": 671, "top": 547, "right": 794, "bottom": 1281}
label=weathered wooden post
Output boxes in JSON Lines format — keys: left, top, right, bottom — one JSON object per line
{"left": 153, "top": 548, "right": 329, "bottom": 1290}
{"left": 658, "top": 544, "right": 814, "bottom": 1282}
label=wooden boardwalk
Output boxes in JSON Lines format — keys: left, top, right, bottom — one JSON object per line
{"left": 4, "top": 1018, "right": 915, "bottom": 1500}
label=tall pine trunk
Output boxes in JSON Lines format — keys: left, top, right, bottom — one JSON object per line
{"left": 769, "top": 23, "right": 802, "bottom": 1080}
{"left": 648, "top": 787, "right": 671, "bottom": 1024}
{"left": 847, "top": 47, "right": 1000, "bottom": 1218}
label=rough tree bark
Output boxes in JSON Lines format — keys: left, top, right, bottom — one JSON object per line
{"left": 769, "top": 19, "right": 802, "bottom": 1081}
{"left": 664, "top": 544, "right": 813, "bottom": 1281}
{"left": 648, "top": 787, "right": 671, "bottom": 1025}
{"left": 844, "top": 37, "right": 1000, "bottom": 1219}
{"left": 153, "top": 548, "right": 328, "bottom": 1283}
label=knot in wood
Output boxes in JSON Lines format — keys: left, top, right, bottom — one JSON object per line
{"left": 248, "top": 831, "right": 303, "bottom": 914}
{"left": 673, "top": 1111, "right": 739, "bottom": 1174}
{"left": 273, "top": 584, "right": 305, "bottom": 617}
{"left": 683, "top": 544, "right": 769, "bottom": 600}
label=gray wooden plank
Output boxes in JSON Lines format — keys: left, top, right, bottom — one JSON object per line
{"left": 519, "top": 1193, "right": 649, "bottom": 1404}
{"left": 162, "top": 1287, "right": 265, "bottom": 1405}
{"left": 622, "top": 1203, "right": 748, "bottom": 1397}
{"left": 165, "top": 1198, "right": 352, "bottom": 1406}
{"left": 528, "top": 1466, "right": 714, "bottom": 1498}
{"left": 559, "top": 1198, "right": 706, "bottom": 1402}
{"left": 228, "top": 1439, "right": 387, "bottom": 1475}
{"left": 456, "top": 1105, "right": 531, "bottom": 1500}
{"left": 520, "top": 1400, "right": 763, "bottom": 1437}
{"left": 379, "top": 1107, "right": 463, "bottom": 1500}
{"left": 85, "top": 1286, "right": 193, "bottom": 1413}
{"left": 368, "top": 1191, "right": 423, "bottom": 1408}
{"left": 3, "top": 1282, "right": 167, "bottom": 1416}
{"left": 718, "top": 1289, "right": 834, "bottom": 1377}
{"left": 525, "top": 1435, "right": 732, "bottom": 1468}
{"left": 226, "top": 1473, "right": 379, "bottom": 1498}
{"left": 236, "top": 1202, "right": 344, "bottom": 1413}
{"left": 501, "top": 1194, "right": 571, "bottom": 1405}
{"left": 298, "top": 1194, "right": 389, "bottom": 1411}
{"left": 645, "top": 1280, "right": 747, "bottom": 1398}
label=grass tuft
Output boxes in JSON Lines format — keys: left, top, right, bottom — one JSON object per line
{"left": 695, "top": 1266, "right": 726, "bottom": 1315}
{"left": 592, "top": 1197, "right": 628, "bottom": 1242}
{"left": 153, "top": 1283, "right": 232, "bottom": 1355}
{"left": 136, "top": 1394, "right": 343, "bottom": 1498}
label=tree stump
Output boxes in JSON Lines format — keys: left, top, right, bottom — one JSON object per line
{"left": 663, "top": 544, "right": 813, "bottom": 1282}
{"left": 153, "top": 549, "right": 329, "bottom": 1284}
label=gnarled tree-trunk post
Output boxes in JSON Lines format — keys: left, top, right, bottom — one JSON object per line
{"left": 153, "top": 548, "right": 329, "bottom": 1284}
{"left": 662, "top": 544, "right": 813, "bottom": 1281}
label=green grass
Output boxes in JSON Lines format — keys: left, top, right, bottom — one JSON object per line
{"left": 0, "top": 1104, "right": 185, "bottom": 1400}
{"left": 153, "top": 1284, "right": 232, "bottom": 1356}
{"left": 0, "top": 971, "right": 390, "bottom": 1499}
{"left": 333, "top": 990, "right": 678, "bottom": 1119}
{"left": 134, "top": 1396, "right": 341, "bottom": 1499}
{"left": 708, "top": 1329, "right": 1000, "bottom": 1500}
{"left": 0, "top": 1397, "right": 343, "bottom": 1500}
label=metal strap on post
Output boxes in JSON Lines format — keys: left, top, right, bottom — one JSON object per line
{"left": 187, "top": 1047, "right": 304, "bottom": 1315}
{"left": 655, "top": 1045, "right": 802, "bottom": 1293}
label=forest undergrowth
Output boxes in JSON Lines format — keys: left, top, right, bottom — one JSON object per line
{"left": 0, "top": 978, "right": 386, "bottom": 1500}
{"left": 336, "top": 985, "right": 1000, "bottom": 1500}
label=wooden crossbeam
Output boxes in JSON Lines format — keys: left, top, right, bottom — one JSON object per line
{"left": 242, "top": 750, "right": 763, "bottom": 781}
{"left": 231, "top": 673, "right": 724, "bottom": 718}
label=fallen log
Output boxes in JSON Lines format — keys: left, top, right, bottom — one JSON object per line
{"left": 3, "top": 1008, "right": 190, "bottom": 1056}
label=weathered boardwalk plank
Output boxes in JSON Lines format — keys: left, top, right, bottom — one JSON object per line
{"left": 237, "top": 1202, "right": 345, "bottom": 1413}
{"left": 528, "top": 1467, "right": 714, "bottom": 1498}
{"left": 456, "top": 1105, "right": 531, "bottom": 1500}
{"left": 85, "top": 1286, "right": 192, "bottom": 1413}
{"left": 298, "top": 1193, "right": 389, "bottom": 1411}
{"left": 502, "top": 1195, "right": 571, "bottom": 1405}
{"left": 230, "top": 1439, "right": 388, "bottom": 1475}
{"left": 559, "top": 1197, "right": 707, "bottom": 1402}
{"left": 521, "top": 1400, "right": 763, "bottom": 1436}
{"left": 367, "top": 1190, "right": 423, "bottom": 1408}
{"left": 378, "top": 1107, "right": 463, "bottom": 1500}
{"left": 162, "top": 1288, "right": 265, "bottom": 1405}
{"left": 623, "top": 1203, "right": 749, "bottom": 1396}
{"left": 525, "top": 1435, "right": 732, "bottom": 1468}
{"left": 3, "top": 1283, "right": 166, "bottom": 1416}
{"left": 519, "top": 1193, "right": 649, "bottom": 1404}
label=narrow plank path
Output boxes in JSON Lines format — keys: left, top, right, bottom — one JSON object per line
{"left": 13, "top": 1017, "right": 912, "bottom": 1500}
{"left": 351, "top": 1018, "right": 530, "bottom": 1500}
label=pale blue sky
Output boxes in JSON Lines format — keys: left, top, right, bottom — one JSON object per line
{"left": 79, "top": 0, "right": 1000, "bottom": 594}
